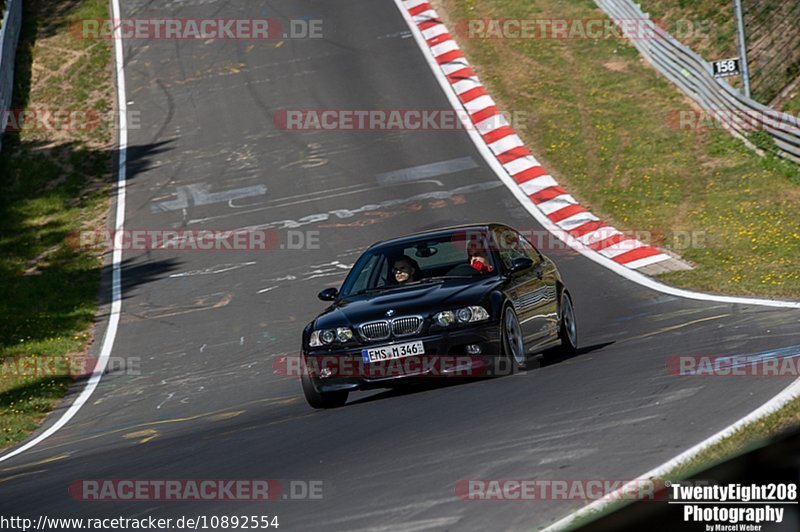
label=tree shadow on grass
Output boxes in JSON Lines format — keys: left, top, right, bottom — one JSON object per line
{"left": 0, "top": 137, "right": 174, "bottom": 357}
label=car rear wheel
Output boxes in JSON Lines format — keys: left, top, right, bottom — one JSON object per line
{"left": 301, "top": 368, "right": 348, "bottom": 409}
{"left": 491, "top": 305, "right": 526, "bottom": 376}
{"left": 557, "top": 291, "right": 578, "bottom": 356}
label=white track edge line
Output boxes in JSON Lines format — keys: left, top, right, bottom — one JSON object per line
{"left": 0, "top": 0, "right": 127, "bottom": 463}
{"left": 391, "top": 0, "right": 800, "bottom": 310}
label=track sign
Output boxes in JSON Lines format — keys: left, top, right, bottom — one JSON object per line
{"left": 712, "top": 58, "right": 741, "bottom": 78}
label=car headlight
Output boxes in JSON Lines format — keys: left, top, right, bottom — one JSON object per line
{"left": 434, "top": 310, "right": 456, "bottom": 327}
{"left": 336, "top": 327, "right": 354, "bottom": 342}
{"left": 435, "top": 306, "right": 489, "bottom": 327}
{"left": 309, "top": 327, "right": 354, "bottom": 347}
{"left": 456, "top": 306, "right": 489, "bottom": 323}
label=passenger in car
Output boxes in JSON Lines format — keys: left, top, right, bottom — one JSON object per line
{"left": 468, "top": 242, "right": 493, "bottom": 273}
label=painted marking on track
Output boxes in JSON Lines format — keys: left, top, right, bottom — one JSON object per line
{"left": 0, "top": 453, "right": 71, "bottom": 473}
{"left": 208, "top": 411, "right": 245, "bottom": 421}
{"left": 376, "top": 156, "right": 478, "bottom": 186}
{"left": 230, "top": 181, "right": 502, "bottom": 232}
{"left": 124, "top": 429, "right": 159, "bottom": 444}
{"left": 151, "top": 183, "right": 267, "bottom": 212}
{"left": 3, "top": 397, "right": 299, "bottom": 463}
{"left": 257, "top": 286, "right": 278, "bottom": 294}
{"left": 620, "top": 314, "right": 730, "bottom": 343}
{"left": 169, "top": 262, "right": 257, "bottom": 278}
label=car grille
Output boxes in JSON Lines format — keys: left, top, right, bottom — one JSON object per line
{"left": 358, "top": 316, "right": 423, "bottom": 341}
{"left": 392, "top": 316, "right": 423, "bottom": 337}
{"left": 360, "top": 321, "right": 391, "bottom": 340}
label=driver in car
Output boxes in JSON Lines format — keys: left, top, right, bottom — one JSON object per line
{"left": 392, "top": 256, "right": 421, "bottom": 284}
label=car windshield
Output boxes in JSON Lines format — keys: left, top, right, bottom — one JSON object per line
{"left": 339, "top": 231, "right": 497, "bottom": 297}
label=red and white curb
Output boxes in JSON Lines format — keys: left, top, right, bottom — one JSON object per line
{"left": 400, "top": 0, "right": 690, "bottom": 275}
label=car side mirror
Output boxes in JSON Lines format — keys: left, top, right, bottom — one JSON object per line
{"left": 318, "top": 287, "right": 339, "bottom": 301}
{"left": 509, "top": 257, "right": 534, "bottom": 273}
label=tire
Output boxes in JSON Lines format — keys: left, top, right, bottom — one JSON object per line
{"left": 557, "top": 291, "right": 578, "bottom": 356}
{"left": 301, "top": 368, "right": 348, "bottom": 409}
{"left": 490, "top": 305, "right": 526, "bottom": 376}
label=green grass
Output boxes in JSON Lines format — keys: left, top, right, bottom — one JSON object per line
{"left": 639, "top": 0, "right": 738, "bottom": 60}
{"left": 438, "top": 0, "right": 800, "bottom": 298}
{"left": 0, "top": 0, "right": 114, "bottom": 449}
{"left": 783, "top": 90, "right": 800, "bottom": 115}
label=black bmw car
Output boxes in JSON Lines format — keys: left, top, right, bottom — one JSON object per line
{"left": 300, "top": 223, "right": 577, "bottom": 408}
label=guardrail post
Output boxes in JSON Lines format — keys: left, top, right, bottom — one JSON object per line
{"left": 733, "top": 0, "right": 752, "bottom": 98}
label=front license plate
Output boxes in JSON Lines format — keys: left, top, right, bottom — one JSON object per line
{"left": 362, "top": 341, "right": 425, "bottom": 363}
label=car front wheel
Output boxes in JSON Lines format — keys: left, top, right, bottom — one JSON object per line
{"left": 557, "top": 291, "right": 578, "bottom": 356}
{"left": 301, "top": 367, "right": 348, "bottom": 409}
{"left": 490, "top": 305, "right": 526, "bottom": 376}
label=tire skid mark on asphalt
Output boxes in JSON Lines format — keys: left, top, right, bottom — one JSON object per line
{"left": 0, "top": 470, "right": 48, "bottom": 484}
{"left": 341, "top": 416, "right": 658, "bottom": 482}
{"left": 121, "top": 291, "right": 233, "bottom": 323}
{"left": 537, "top": 448, "right": 598, "bottom": 465}
{"left": 307, "top": 498, "right": 457, "bottom": 529}
{"left": 345, "top": 517, "right": 462, "bottom": 532}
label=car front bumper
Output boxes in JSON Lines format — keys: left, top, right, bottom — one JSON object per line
{"left": 303, "top": 323, "right": 502, "bottom": 392}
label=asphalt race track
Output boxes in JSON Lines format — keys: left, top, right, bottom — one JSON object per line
{"left": 1, "top": 1, "right": 799, "bottom": 530}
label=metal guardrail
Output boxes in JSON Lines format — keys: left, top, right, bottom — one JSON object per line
{"left": 594, "top": 0, "right": 800, "bottom": 164}
{"left": 0, "top": 0, "right": 22, "bottom": 153}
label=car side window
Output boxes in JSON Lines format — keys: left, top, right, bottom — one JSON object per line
{"left": 518, "top": 233, "right": 543, "bottom": 265}
{"left": 349, "top": 254, "right": 387, "bottom": 293}
{"left": 494, "top": 229, "right": 528, "bottom": 269}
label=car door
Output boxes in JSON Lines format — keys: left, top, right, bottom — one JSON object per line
{"left": 518, "top": 233, "right": 559, "bottom": 342}
{"left": 493, "top": 228, "right": 550, "bottom": 346}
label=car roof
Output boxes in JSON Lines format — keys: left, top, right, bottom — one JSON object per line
{"left": 368, "top": 223, "right": 511, "bottom": 250}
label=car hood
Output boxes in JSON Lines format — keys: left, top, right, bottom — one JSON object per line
{"left": 314, "top": 277, "right": 501, "bottom": 328}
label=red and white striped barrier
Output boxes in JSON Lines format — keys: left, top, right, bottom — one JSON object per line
{"left": 402, "top": 0, "right": 677, "bottom": 271}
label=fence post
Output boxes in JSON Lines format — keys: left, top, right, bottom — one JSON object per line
{"left": 733, "top": 0, "right": 752, "bottom": 98}
{"left": 0, "top": 0, "right": 23, "bottom": 153}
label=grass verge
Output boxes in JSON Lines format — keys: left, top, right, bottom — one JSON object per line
{"left": 783, "top": 89, "right": 800, "bottom": 115}
{"left": 0, "top": 0, "right": 114, "bottom": 449}
{"left": 436, "top": 0, "right": 800, "bottom": 298}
